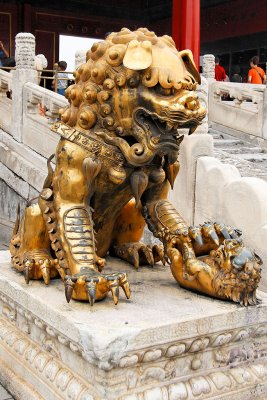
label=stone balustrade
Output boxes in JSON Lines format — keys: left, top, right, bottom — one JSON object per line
{"left": 23, "top": 82, "right": 68, "bottom": 158}
{"left": 208, "top": 80, "right": 267, "bottom": 145}
{"left": 0, "top": 69, "right": 12, "bottom": 94}
{"left": 0, "top": 69, "right": 13, "bottom": 134}
{"left": 194, "top": 154, "right": 267, "bottom": 289}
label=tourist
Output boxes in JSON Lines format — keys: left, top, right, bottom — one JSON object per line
{"left": 231, "top": 65, "right": 242, "bottom": 83}
{"left": 52, "top": 61, "right": 68, "bottom": 96}
{"left": 0, "top": 40, "right": 9, "bottom": 66}
{"left": 248, "top": 56, "right": 266, "bottom": 84}
{"left": 215, "top": 56, "right": 226, "bottom": 81}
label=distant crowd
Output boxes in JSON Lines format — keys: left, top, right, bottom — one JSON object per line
{"left": 215, "top": 55, "right": 266, "bottom": 84}
{"left": 0, "top": 40, "right": 69, "bottom": 97}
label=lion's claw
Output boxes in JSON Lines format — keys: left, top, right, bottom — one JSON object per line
{"left": 85, "top": 279, "right": 97, "bottom": 306}
{"left": 187, "top": 222, "right": 242, "bottom": 248}
{"left": 214, "top": 222, "right": 242, "bottom": 240}
{"left": 64, "top": 271, "right": 131, "bottom": 305}
{"left": 202, "top": 223, "right": 219, "bottom": 245}
{"left": 23, "top": 256, "right": 59, "bottom": 285}
{"left": 188, "top": 226, "right": 203, "bottom": 246}
{"left": 112, "top": 242, "right": 165, "bottom": 269}
{"left": 65, "top": 276, "right": 75, "bottom": 303}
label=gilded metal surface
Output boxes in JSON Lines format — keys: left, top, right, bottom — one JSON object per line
{"left": 51, "top": 122, "right": 124, "bottom": 165}
{"left": 142, "top": 200, "right": 262, "bottom": 306}
{"left": 9, "top": 28, "right": 261, "bottom": 306}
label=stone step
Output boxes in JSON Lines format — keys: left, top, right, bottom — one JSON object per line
{"left": 211, "top": 133, "right": 224, "bottom": 140}
{"left": 213, "top": 138, "right": 244, "bottom": 147}
{"left": 209, "top": 129, "right": 235, "bottom": 140}
{"left": 219, "top": 146, "right": 264, "bottom": 154}
{"left": 234, "top": 153, "right": 267, "bottom": 162}
{"left": 214, "top": 149, "right": 267, "bottom": 182}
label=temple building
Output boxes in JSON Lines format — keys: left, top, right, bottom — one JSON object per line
{"left": 0, "top": 0, "right": 267, "bottom": 76}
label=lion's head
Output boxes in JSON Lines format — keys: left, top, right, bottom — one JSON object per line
{"left": 211, "top": 239, "right": 262, "bottom": 306}
{"left": 60, "top": 27, "right": 206, "bottom": 166}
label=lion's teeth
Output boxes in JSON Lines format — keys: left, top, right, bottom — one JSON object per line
{"left": 189, "top": 126, "right": 198, "bottom": 135}
{"left": 166, "top": 121, "right": 173, "bottom": 131}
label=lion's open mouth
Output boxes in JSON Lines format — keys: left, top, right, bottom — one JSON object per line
{"left": 134, "top": 104, "right": 206, "bottom": 138}
{"left": 135, "top": 108, "right": 178, "bottom": 136}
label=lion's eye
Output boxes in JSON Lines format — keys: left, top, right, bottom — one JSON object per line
{"left": 155, "top": 85, "right": 172, "bottom": 96}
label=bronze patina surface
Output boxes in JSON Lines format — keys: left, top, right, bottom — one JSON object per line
{"left": 10, "top": 28, "right": 261, "bottom": 306}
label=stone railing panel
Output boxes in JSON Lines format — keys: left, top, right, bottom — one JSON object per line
{"left": 0, "top": 69, "right": 12, "bottom": 134}
{"left": 209, "top": 82, "right": 265, "bottom": 138}
{"left": 170, "top": 134, "right": 213, "bottom": 225}
{"left": 195, "top": 156, "right": 267, "bottom": 289}
{"left": 194, "top": 156, "right": 240, "bottom": 224}
{"left": 23, "top": 82, "right": 68, "bottom": 158}
{"left": 0, "top": 69, "right": 12, "bottom": 93}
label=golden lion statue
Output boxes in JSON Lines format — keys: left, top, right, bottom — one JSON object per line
{"left": 10, "top": 28, "right": 262, "bottom": 306}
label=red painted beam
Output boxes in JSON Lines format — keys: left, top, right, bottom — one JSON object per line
{"left": 201, "top": 0, "right": 267, "bottom": 43}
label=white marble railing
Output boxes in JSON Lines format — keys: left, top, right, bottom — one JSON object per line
{"left": 209, "top": 81, "right": 267, "bottom": 139}
{"left": 0, "top": 69, "right": 12, "bottom": 93}
{"left": 0, "top": 69, "right": 13, "bottom": 134}
{"left": 0, "top": 75, "right": 68, "bottom": 158}
{"left": 23, "top": 82, "right": 67, "bottom": 158}
{"left": 172, "top": 134, "right": 267, "bottom": 289}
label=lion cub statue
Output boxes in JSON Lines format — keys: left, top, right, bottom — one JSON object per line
{"left": 10, "top": 28, "right": 262, "bottom": 307}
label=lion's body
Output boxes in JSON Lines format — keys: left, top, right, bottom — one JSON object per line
{"left": 9, "top": 28, "right": 261, "bottom": 306}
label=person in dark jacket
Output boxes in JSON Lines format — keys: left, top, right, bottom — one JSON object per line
{"left": 0, "top": 40, "right": 9, "bottom": 66}
{"left": 231, "top": 65, "right": 242, "bottom": 83}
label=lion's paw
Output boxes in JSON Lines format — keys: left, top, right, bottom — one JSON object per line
{"left": 22, "top": 252, "right": 59, "bottom": 285}
{"left": 64, "top": 270, "right": 131, "bottom": 306}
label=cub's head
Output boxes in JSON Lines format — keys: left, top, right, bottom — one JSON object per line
{"left": 60, "top": 28, "right": 206, "bottom": 166}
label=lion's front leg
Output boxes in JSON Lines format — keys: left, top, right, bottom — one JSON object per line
{"left": 39, "top": 139, "right": 130, "bottom": 306}
{"left": 142, "top": 199, "right": 262, "bottom": 305}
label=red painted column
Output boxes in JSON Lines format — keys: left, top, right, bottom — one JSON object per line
{"left": 172, "top": 0, "right": 183, "bottom": 51}
{"left": 172, "top": 0, "right": 200, "bottom": 69}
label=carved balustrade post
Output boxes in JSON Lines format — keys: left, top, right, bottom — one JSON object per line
{"left": 195, "top": 75, "right": 209, "bottom": 134}
{"left": 75, "top": 50, "right": 87, "bottom": 70}
{"left": 202, "top": 54, "right": 215, "bottom": 81}
{"left": 11, "top": 33, "right": 37, "bottom": 142}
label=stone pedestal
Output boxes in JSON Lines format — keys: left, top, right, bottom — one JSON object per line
{"left": 0, "top": 250, "right": 267, "bottom": 400}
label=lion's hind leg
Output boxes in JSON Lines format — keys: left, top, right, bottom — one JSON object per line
{"left": 111, "top": 199, "right": 165, "bottom": 269}
{"left": 10, "top": 203, "right": 59, "bottom": 284}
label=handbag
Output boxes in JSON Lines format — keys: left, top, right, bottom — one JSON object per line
{"left": 253, "top": 66, "right": 264, "bottom": 83}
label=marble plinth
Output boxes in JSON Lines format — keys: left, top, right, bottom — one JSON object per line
{"left": 1, "top": 250, "right": 267, "bottom": 400}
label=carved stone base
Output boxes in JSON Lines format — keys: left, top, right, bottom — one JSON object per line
{"left": 1, "top": 250, "right": 267, "bottom": 400}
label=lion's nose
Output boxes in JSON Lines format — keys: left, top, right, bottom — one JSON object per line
{"left": 181, "top": 95, "right": 199, "bottom": 110}
{"left": 185, "top": 98, "right": 198, "bottom": 110}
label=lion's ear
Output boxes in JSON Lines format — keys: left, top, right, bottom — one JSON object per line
{"left": 179, "top": 49, "right": 201, "bottom": 84}
{"left": 123, "top": 40, "right": 152, "bottom": 70}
